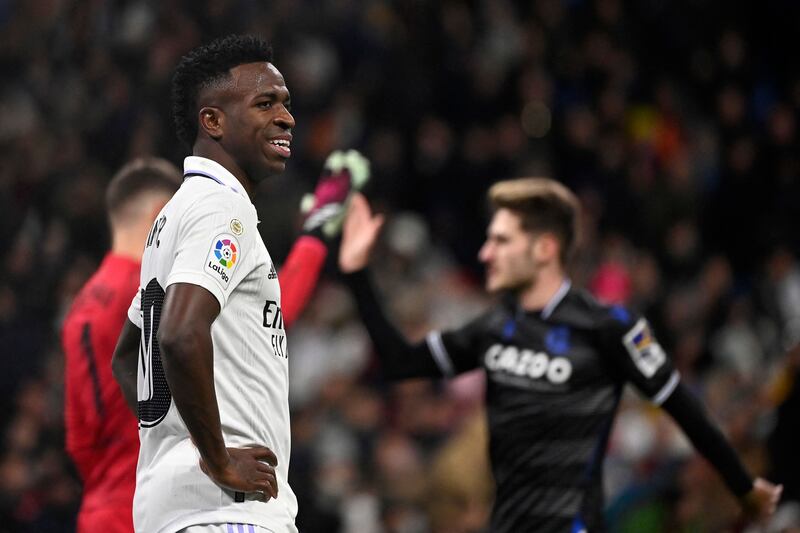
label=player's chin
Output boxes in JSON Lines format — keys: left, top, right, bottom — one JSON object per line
{"left": 488, "top": 275, "right": 520, "bottom": 294}
{"left": 485, "top": 277, "right": 502, "bottom": 293}
{"left": 262, "top": 156, "right": 288, "bottom": 174}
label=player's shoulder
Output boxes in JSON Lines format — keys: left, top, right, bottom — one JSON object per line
{"left": 476, "top": 303, "right": 512, "bottom": 333}
{"left": 560, "top": 287, "right": 640, "bottom": 332}
{"left": 450, "top": 297, "right": 514, "bottom": 339}
{"left": 63, "top": 279, "right": 96, "bottom": 331}
{"left": 174, "top": 177, "right": 246, "bottom": 207}
{"left": 479, "top": 293, "right": 516, "bottom": 322}
{"left": 171, "top": 179, "right": 254, "bottom": 222}
{"left": 441, "top": 299, "right": 508, "bottom": 338}
{"left": 65, "top": 259, "right": 135, "bottom": 321}
{"left": 442, "top": 302, "right": 507, "bottom": 344}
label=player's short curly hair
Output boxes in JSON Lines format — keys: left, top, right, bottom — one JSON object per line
{"left": 171, "top": 34, "right": 273, "bottom": 149}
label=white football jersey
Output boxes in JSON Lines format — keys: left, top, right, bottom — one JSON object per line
{"left": 127, "top": 156, "right": 297, "bottom": 533}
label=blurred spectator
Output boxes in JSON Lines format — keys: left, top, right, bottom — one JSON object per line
{"left": 0, "top": 0, "right": 798, "bottom": 530}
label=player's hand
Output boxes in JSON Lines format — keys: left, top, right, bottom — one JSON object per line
{"left": 740, "top": 477, "right": 782, "bottom": 522}
{"left": 199, "top": 446, "right": 279, "bottom": 500}
{"left": 339, "top": 192, "right": 384, "bottom": 273}
{"left": 301, "top": 149, "right": 370, "bottom": 239}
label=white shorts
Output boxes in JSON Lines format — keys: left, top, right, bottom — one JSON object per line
{"left": 177, "top": 525, "right": 272, "bottom": 533}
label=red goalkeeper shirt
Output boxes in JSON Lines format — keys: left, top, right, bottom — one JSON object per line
{"left": 62, "top": 253, "right": 140, "bottom": 532}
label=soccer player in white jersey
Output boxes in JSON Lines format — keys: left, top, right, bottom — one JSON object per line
{"left": 112, "top": 35, "right": 302, "bottom": 533}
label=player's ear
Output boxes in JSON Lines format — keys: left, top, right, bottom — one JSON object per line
{"left": 533, "top": 233, "right": 559, "bottom": 262}
{"left": 199, "top": 107, "right": 224, "bottom": 140}
{"left": 146, "top": 193, "right": 171, "bottom": 225}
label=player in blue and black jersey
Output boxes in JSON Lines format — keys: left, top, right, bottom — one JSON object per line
{"left": 338, "top": 177, "right": 782, "bottom": 532}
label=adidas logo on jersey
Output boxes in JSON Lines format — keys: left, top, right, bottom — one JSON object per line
{"left": 484, "top": 343, "right": 572, "bottom": 384}
{"left": 268, "top": 263, "right": 278, "bottom": 279}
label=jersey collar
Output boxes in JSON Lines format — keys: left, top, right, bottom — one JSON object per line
{"left": 183, "top": 156, "right": 248, "bottom": 200}
{"left": 540, "top": 278, "right": 572, "bottom": 319}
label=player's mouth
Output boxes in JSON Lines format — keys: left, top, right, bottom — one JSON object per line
{"left": 267, "top": 136, "right": 292, "bottom": 159}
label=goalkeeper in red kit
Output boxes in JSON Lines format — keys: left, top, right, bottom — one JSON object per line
{"left": 61, "top": 152, "right": 368, "bottom": 532}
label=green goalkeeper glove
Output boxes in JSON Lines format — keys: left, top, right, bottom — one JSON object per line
{"left": 301, "top": 149, "right": 370, "bottom": 239}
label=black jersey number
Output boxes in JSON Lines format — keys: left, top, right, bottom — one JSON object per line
{"left": 138, "top": 278, "right": 172, "bottom": 427}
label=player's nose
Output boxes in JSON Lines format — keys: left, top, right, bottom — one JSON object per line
{"left": 478, "top": 242, "right": 492, "bottom": 263}
{"left": 275, "top": 105, "right": 295, "bottom": 129}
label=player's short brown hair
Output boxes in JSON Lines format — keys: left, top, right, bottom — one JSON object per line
{"left": 106, "top": 157, "right": 181, "bottom": 219}
{"left": 488, "top": 178, "right": 580, "bottom": 264}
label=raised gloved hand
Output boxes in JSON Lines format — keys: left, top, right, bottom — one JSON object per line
{"left": 301, "top": 149, "right": 370, "bottom": 239}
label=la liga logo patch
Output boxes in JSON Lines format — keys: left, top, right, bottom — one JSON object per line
{"left": 205, "top": 233, "right": 241, "bottom": 289}
{"left": 623, "top": 318, "right": 666, "bottom": 379}
{"left": 214, "top": 238, "right": 238, "bottom": 267}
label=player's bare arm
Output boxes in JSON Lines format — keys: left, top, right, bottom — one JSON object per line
{"left": 158, "top": 282, "right": 279, "bottom": 499}
{"left": 111, "top": 319, "right": 142, "bottom": 414}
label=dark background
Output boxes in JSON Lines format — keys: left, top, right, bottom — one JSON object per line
{"left": 1, "top": 0, "right": 800, "bottom": 531}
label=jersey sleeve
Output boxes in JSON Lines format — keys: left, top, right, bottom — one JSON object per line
{"left": 278, "top": 235, "right": 327, "bottom": 329}
{"left": 430, "top": 311, "right": 491, "bottom": 376}
{"left": 127, "top": 287, "right": 142, "bottom": 329}
{"left": 600, "top": 307, "right": 679, "bottom": 405}
{"left": 166, "top": 193, "right": 256, "bottom": 309}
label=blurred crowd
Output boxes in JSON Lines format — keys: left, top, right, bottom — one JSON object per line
{"left": 2, "top": 0, "right": 800, "bottom": 531}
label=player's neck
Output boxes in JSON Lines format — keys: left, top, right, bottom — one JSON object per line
{"left": 193, "top": 141, "right": 253, "bottom": 197}
{"left": 517, "top": 265, "right": 567, "bottom": 313}
{"left": 111, "top": 229, "right": 147, "bottom": 263}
